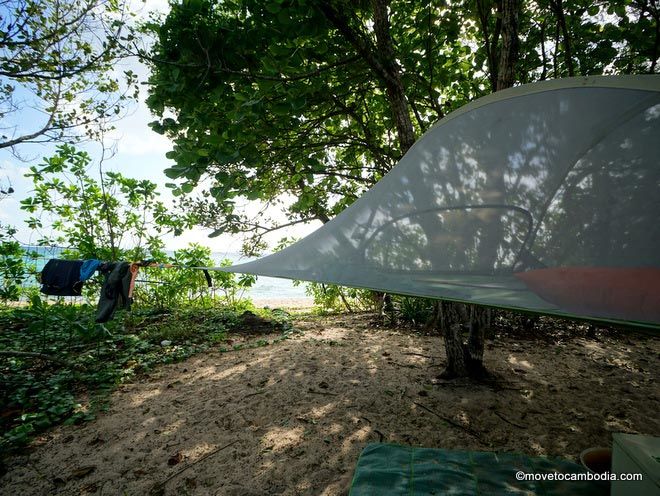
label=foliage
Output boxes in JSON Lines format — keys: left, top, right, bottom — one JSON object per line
{"left": 15, "top": 145, "right": 254, "bottom": 309}
{"left": 0, "top": 175, "right": 32, "bottom": 302}
{"left": 0, "top": 224, "right": 32, "bottom": 301}
{"left": 144, "top": 0, "right": 472, "bottom": 250}
{"left": 210, "top": 259, "right": 256, "bottom": 308}
{"left": 395, "top": 295, "right": 436, "bottom": 327}
{"left": 0, "top": 0, "right": 138, "bottom": 152}
{"left": 20, "top": 144, "right": 189, "bottom": 262}
{"left": 133, "top": 243, "right": 255, "bottom": 310}
{"left": 303, "top": 282, "right": 435, "bottom": 325}
{"left": 144, "top": 0, "right": 658, "bottom": 254}
{"left": 302, "top": 281, "right": 378, "bottom": 314}
{"left": 0, "top": 299, "right": 294, "bottom": 450}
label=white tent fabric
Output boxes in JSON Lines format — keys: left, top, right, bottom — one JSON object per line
{"left": 215, "top": 76, "right": 660, "bottom": 327}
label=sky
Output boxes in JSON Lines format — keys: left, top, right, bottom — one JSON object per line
{"left": 0, "top": 1, "right": 320, "bottom": 257}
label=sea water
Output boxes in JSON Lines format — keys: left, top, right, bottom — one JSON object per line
{"left": 218, "top": 251, "right": 307, "bottom": 300}
{"left": 20, "top": 246, "right": 308, "bottom": 301}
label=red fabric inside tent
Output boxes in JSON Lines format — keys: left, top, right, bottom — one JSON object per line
{"left": 515, "top": 267, "right": 660, "bottom": 323}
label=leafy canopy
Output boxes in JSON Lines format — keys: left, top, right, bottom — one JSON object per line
{"left": 145, "top": 0, "right": 480, "bottom": 251}
{"left": 145, "top": 0, "right": 658, "bottom": 252}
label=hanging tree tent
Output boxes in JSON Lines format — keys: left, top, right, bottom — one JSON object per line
{"left": 211, "top": 76, "right": 660, "bottom": 329}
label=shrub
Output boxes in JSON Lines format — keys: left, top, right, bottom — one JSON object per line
{"left": 132, "top": 244, "right": 254, "bottom": 310}
{"left": 0, "top": 226, "right": 33, "bottom": 303}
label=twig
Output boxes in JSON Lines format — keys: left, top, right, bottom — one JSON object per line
{"left": 389, "top": 361, "right": 422, "bottom": 369}
{"left": 242, "top": 390, "right": 266, "bottom": 400}
{"left": 402, "top": 352, "right": 440, "bottom": 359}
{"left": 152, "top": 440, "right": 239, "bottom": 493}
{"left": 413, "top": 402, "right": 486, "bottom": 443}
{"left": 308, "top": 389, "right": 339, "bottom": 396}
{"left": 494, "top": 411, "right": 527, "bottom": 429}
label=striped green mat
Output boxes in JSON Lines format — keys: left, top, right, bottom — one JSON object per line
{"left": 349, "top": 444, "right": 608, "bottom": 495}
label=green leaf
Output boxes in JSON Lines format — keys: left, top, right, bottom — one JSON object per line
{"left": 164, "top": 167, "right": 183, "bottom": 179}
{"left": 277, "top": 10, "right": 291, "bottom": 25}
{"left": 265, "top": 3, "right": 281, "bottom": 14}
{"left": 209, "top": 227, "right": 225, "bottom": 238}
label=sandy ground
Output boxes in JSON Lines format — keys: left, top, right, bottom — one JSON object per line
{"left": 252, "top": 297, "right": 314, "bottom": 310}
{"left": 1, "top": 313, "right": 658, "bottom": 496}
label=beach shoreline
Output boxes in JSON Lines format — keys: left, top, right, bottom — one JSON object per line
{"left": 251, "top": 297, "right": 315, "bottom": 309}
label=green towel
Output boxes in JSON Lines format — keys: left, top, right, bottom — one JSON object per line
{"left": 350, "top": 444, "right": 608, "bottom": 496}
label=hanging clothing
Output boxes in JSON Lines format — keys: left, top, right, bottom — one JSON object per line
{"left": 40, "top": 259, "right": 84, "bottom": 296}
{"left": 128, "top": 263, "right": 140, "bottom": 298}
{"left": 95, "top": 262, "right": 132, "bottom": 323}
{"left": 80, "top": 259, "right": 102, "bottom": 282}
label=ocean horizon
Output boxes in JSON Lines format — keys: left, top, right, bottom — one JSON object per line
{"left": 20, "top": 245, "right": 309, "bottom": 301}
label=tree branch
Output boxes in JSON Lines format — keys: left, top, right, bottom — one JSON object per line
{"left": 0, "top": 81, "right": 62, "bottom": 149}
{"left": 550, "top": 0, "right": 574, "bottom": 76}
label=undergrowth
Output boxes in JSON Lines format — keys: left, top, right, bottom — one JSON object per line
{"left": 0, "top": 298, "right": 295, "bottom": 452}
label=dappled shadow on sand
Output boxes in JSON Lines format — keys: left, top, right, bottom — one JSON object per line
{"left": 1, "top": 313, "right": 658, "bottom": 495}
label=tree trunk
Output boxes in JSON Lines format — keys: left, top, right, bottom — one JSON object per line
{"left": 442, "top": 323, "right": 468, "bottom": 378}
{"left": 652, "top": 9, "right": 659, "bottom": 73}
{"left": 467, "top": 305, "right": 490, "bottom": 375}
{"left": 438, "top": 301, "right": 468, "bottom": 377}
{"left": 371, "top": 0, "right": 416, "bottom": 153}
{"left": 436, "top": 301, "right": 491, "bottom": 378}
{"left": 550, "top": 0, "right": 574, "bottom": 76}
{"left": 323, "top": 1, "right": 500, "bottom": 374}
{"left": 320, "top": 0, "right": 416, "bottom": 155}
{"left": 475, "top": 0, "right": 503, "bottom": 92}
{"left": 540, "top": 19, "right": 548, "bottom": 80}
{"left": 497, "top": 0, "right": 521, "bottom": 91}
{"left": 439, "top": 0, "right": 520, "bottom": 379}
